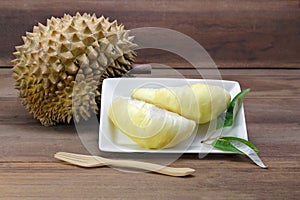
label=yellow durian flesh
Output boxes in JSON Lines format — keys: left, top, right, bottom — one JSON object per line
{"left": 108, "top": 97, "right": 196, "bottom": 149}
{"left": 132, "top": 83, "right": 231, "bottom": 124}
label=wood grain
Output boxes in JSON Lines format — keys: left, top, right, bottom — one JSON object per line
{"left": 2, "top": 68, "right": 300, "bottom": 98}
{"left": 1, "top": 0, "right": 299, "bottom": 196}
{"left": 0, "top": 160, "right": 299, "bottom": 199}
{"left": 0, "top": 0, "right": 299, "bottom": 68}
{"left": 0, "top": 68, "right": 299, "bottom": 199}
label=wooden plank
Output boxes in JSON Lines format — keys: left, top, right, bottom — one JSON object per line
{"left": 0, "top": 0, "right": 299, "bottom": 68}
{"left": 2, "top": 68, "right": 299, "bottom": 98}
{"left": 0, "top": 67, "right": 299, "bottom": 199}
{"left": 3, "top": 67, "right": 300, "bottom": 76}
{"left": 0, "top": 97, "right": 299, "bottom": 161}
{"left": 0, "top": 160, "right": 299, "bottom": 199}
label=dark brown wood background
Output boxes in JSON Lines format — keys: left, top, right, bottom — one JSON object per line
{"left": 1, "top": 0, "right": 299, "bottom": 68}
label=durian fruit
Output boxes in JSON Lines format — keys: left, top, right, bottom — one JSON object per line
{"left": 12, "top": 13, "right": 137, "bottom": 126}
{"left": 132, "top": 83, "right": 231, "bottom": 124}
{"left": 108, "top": 97, "right": 196, "bottom": 149}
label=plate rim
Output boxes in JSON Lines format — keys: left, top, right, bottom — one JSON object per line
{"left": 99, "top": 78, "right": 248, "bottom": 154}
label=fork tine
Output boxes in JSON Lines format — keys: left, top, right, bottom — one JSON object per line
{"left": 55, "top": 154, "right": 88, "bottom": 163}
{"left": 56, "top": 152, "right": 93, "bottom": 161}
{"left": 56, "top": 152, "right": 107, "bottom": 162}
{"left": 55, "top": 154, "right": 89, "bottom": 167}
{"left": 54, "top": 152, "right": 104, "bottom": 168}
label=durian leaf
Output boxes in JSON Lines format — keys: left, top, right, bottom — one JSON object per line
{"left": 212, "top": 136, "right": 266, "bottom": 168}
{"left": 212, "top": 138, "right": 243, "bottom": 154}
{"left": 217, "top": 88, "right": 250, "bottom": 129}
{"left": 211, "top": 88, "right": 266, "bottom": 168}
{"left": 230, "top": 140, "right": 267, "bottom": 168}
{"left": 213, "top": 136, "right": 259, "bottom": 154}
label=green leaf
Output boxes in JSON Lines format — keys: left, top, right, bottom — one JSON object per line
{"left": 219, "top": 136, "right": 259, "bottom": 154}
{"left": 212, "top": 138, "right": 243, "bottom": 154}
{"left": 230, "top": 140, "right": 267, "bottom": 168}
{"left": 212, "top": 136, "right": 259, "bottom": 154}
{"left": 212, "top": 137, "right": 266, "bottom": 168}
{"left": 217, "top": 88, "right": 250, "bottom": 129}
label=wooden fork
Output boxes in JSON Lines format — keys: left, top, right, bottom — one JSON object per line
{"left": 54, "top": 152, "right": 195, "bottom": 177}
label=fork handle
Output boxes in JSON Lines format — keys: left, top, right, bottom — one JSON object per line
{"left": 102, "top": 158, "right": 195, "bottom": 177}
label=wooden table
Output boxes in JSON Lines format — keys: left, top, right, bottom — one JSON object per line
{"left": 0, "top": 1, "right": 299, "bottom": 199}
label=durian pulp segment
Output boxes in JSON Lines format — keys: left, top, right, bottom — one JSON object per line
{"left": 108, "top": 97, "right": 196, "bottom": 149}
{"left": 12, "top": 13, "right": 137, "bottom": 126}
{"left": 132, "top": 83, "right": 231, "bottom": 124}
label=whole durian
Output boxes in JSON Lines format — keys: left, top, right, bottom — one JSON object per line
{"left": 12, "top": 13, "right": 137, "bottom": 126}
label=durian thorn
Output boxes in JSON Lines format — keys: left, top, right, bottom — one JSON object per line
{"left": 97, "top": 52, "right": 108, "bottom": 67}
{"left": 47, "top": 55, "right": 58, "bottom": 63}
{"left": 65, "top": 62, "right": 79, "bottom": 75}
{"left": 99, "top": 16, "right": 105, "bottom": 21}
{"left": 80, "top": 106, "right": 91, "bottom": 120}
{"left": 15, "top": 45, "right": 23, "bottom": 51}
{"left": 82, "top": 35, "right": 95, "bottom": 46}
{"left": 71, "top": 33, "right": 81, "bottom": 42}
{"left": 83, "top": 26, "right": 93, "bottom": 35}
{"left": 67, "top": 114, "right": 72, "bottom": 124}
{"left": 11, "top": 59, "right": 19, "bottom": 64}
{"left": 70, "top": 19, "right": 76, "bottom": 27}
{"left": 80, "top": 19, "right": 88, "bottom": 27}
{"left": 48, "top": 39, "right": 57, "bottom": 47}
{"left": 94, "top": 21, "right": 104, "bottom": 32}
{"left": 49, "top": 72, "right": 59, "bottom": 84}
{"left": 118, "top": 56, "right": 131, "bottom": 65}
{"left": 60, "top": 51, "right": 74, "bottom": 63}
{"left": 76, "top": 54, "right": 88, "bottom": 66}
{"left": 31, "top": 65, "right": 41, "bottom": 76}
{"left": 75, "top": 12, "right": 81, "bottom": 18}
{"left": 38, "top": 23, "right": 47, "bottom": 32}
{"left": 50, "top": 30, "right": 60, "bottom": 37}
{"left": 129, "top": 43, "right": 139, "bottom": 49}
{"left": 73, "top": 112, "right": 80, "bottom": 123}
{"left": 90, "top": 41, "right": 99, "bottom": 48}
{"left": 12, "top": 51, "right": 20, "bottom": 57}
{"left": 48, "top": 46, "right": 56, "bottom": 54}
{"left": 82, "top": 13, "right": 89, "bottom": 18}
{"left": 50, "top": 17, "right": 58, "bottom": 25}
{"left": 63, "top": 14, "right": 71, "bottom": 21}
{"left": 33, "top": 26, "right": 39, "bottom": 33}
{"left": 123, "top": 30, "right": 129, "bottom": 38}
{"left": 64, "top": 13, "right": 69, "bottom": 19}
{"left": 59, "top": 43, "right": 69, "bottom": 53}
{"left": 41, "top": 65, "right": 50, "bottom": 76}
{"left": 128, "top": 35, "right": 135, "bottom": 42}
{"left": 26, "top": 32, "right": 35, "bottom": 38}
{"left": 52, "top": 64, "right": 64, "bottom": 73}
{"left": 59, "top": 34, "right": 67, "bottom": 42}
{"left": 90, "top": 60, "right": 100, "bottom": 70}
{"left": 108, "top": 20, "right": 117, "bottom": 31}
{"left": 46, "top": 19, "right": 51, "bottom": 26}
{"left": 22, "top": 36, "right": 27, "bottom": 43}
{"left": 65, "top": 25, "right": 77, "bottom": 33}
{"left": 91, "top": 13, "right": 97, "bottom": 21}
{"left": 94, "top": 31, "right": 105, "bottom": 40}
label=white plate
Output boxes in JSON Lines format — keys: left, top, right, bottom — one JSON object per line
{"left": 99, "top": 78, "right": 248, "bottom": 153}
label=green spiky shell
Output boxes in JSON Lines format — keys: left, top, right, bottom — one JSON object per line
{"left": 12, "top": 13, "right": 137, "bottom": 126}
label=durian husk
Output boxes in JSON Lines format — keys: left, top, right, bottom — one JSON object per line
{"left": 12, "top": 13, "right": 137, "bottom": 126}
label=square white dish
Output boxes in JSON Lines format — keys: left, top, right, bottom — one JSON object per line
{"left": 99, "top": 78, "right": 248, "bottom": 153}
